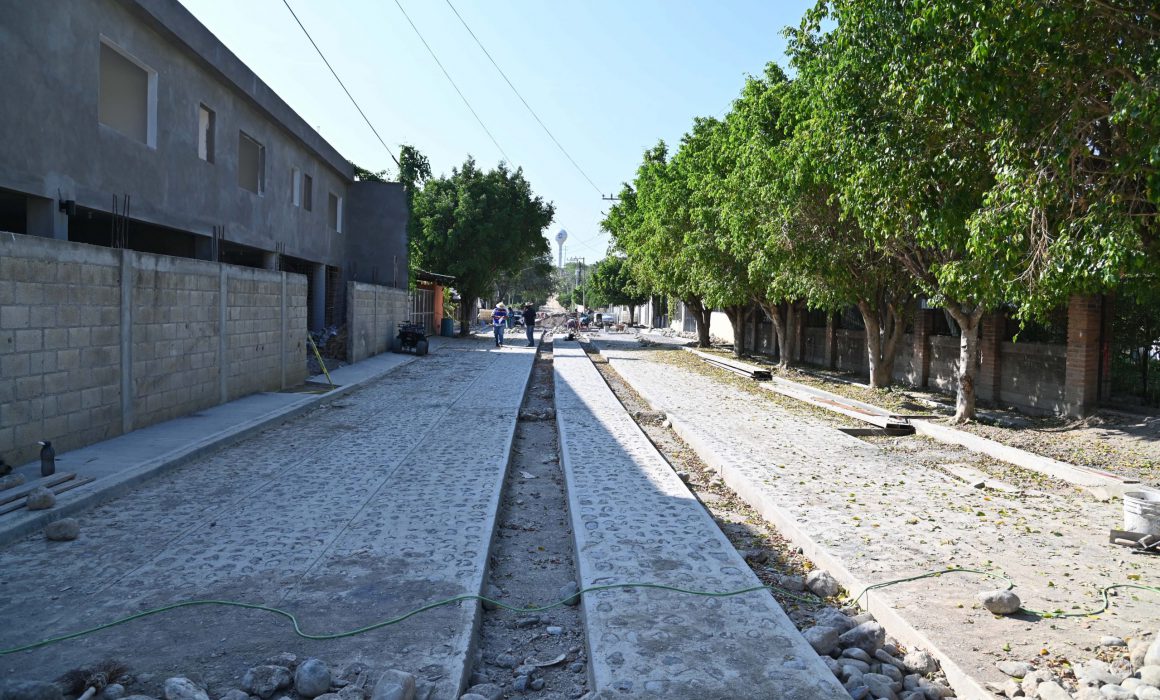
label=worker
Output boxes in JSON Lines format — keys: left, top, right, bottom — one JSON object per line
{"left": 492, "top": 302, "right": 508, "bottom": 347}
{"left": 522, "top": 302, "right": 536, "bottom": 347}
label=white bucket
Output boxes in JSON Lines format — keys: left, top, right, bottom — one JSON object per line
{"left": 1124, "top": 490, "right": 1160, "bottom": 535}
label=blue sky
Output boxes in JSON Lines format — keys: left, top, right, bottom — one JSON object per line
{"left": 178, "top": 0, "right": 813, "bottom": 262}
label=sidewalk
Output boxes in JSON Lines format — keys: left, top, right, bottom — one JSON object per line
{"left": 0, "top": 340, "right": 443, "bottom": 547}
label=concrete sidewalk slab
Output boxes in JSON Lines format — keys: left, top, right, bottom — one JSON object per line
{"left": 0, "top": 337, "right": 535, "bottom": 698}
{"left": 552, "top": 342, "right": 847, "bottom": 699}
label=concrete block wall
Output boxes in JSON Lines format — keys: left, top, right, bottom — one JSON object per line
{"left": 0, "top": 233, "right": 307, "bottom": 466}
{"left": 998, "top": 342, "right": 1066, "bottom": 414}
{"left": 345, "top": 282, "right": 410, "bottom": 363}
{"left": 927, "top": 336, "right": 961, "bottom": 394}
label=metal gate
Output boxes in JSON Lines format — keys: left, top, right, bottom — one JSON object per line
{"left": 410, "top": 288, "right": 435, "bottom": 336}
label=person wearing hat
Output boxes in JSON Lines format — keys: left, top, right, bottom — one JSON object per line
{"left": 522, "top": 302, "right": 537, "bottom": 347}
{"left": 492, "top": 302, "right": 508, "bottom": 347}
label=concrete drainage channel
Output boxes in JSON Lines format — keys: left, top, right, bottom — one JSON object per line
{"left": 576, "top": 338, "right": 962, "bottom": 700}
{"left": 468, "top": 338, "right": 590, "bottom": 700}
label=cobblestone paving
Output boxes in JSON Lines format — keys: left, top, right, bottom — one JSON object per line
{"left": 552, "top": 343, "right": 847, "bottom": 699}
{"left": 597, "top": 340, "right": 1160, "bottom": 691}
{"left": 0, "top": 340, "right": 533, "bottom": 698}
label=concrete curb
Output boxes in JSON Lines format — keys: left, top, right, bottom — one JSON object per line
{"left": 0, "top": 352, "right": 422, "bottom": 549}
{"left": 612, "top": 366, "right": 998, "bottom": 700}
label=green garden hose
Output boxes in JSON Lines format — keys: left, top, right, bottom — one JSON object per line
{"left": 2, "top": 569, "right": 1156, "bottom": 655}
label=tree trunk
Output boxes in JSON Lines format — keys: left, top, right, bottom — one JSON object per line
{"left": 725, "top": 305, "right": 746, "bottom": 357}
{"left": 945, "top": 305, "right": 984, "bottom": 423}
{"left": 765, "top": 301, "right": 799, "bottom": 368}
{"left": 459, "top": 302, "right": 473, "bottom": 337}
{"left": 858, "top": 300, "right": 905, "bottom": 389}
{"left": 628, "top": 305, "right": 635, "bottom": 325}
{"left": 687, "top": 298, "right": 712, "bottom": 348}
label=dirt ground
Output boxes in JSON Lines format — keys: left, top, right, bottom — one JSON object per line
{"left": 695, "top": 345, "right": 1160, "bottom": 488}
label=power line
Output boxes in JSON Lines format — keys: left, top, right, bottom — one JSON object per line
{"left": 279, "top": 0, "right": 401, "bottom": 170}
{"left": 392, "top": 0, "right": 512, "bottom": 165}
{"left": 444, "top": 0, "right": 603, "bottom": 197}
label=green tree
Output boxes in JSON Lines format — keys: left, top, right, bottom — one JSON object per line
{"left": 494, "top": 253, "right": 556, "bottom": 308}
{"left": 408, "top": 156, "right": 554, "bottom": 334}
{"left": 586, "top": 255, "right": 650, "bottom": 324}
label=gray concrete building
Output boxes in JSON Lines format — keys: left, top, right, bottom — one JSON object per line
{"left": 0, "top": 0, "right": 407, "bottom": 329}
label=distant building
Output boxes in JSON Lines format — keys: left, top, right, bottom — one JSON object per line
{"left": 0, "top": 0, "right": 408, "bottom": 329}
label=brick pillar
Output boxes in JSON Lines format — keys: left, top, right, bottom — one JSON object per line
{"left": 824, "top": 314, "right": 837, "bottom": 369}
{"left": 1065, "top": 294, "right": 1103, "bottom": 416}
{"left": 913, "top": 307, "right": 933, "bottom": 387}
{"left": 977, "top": 311, "right": 1004, "bottom": 404}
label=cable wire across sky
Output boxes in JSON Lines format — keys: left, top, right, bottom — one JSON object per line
{"left": 279, "top": 0, "right": 401, "bottom": 170}
{"left": 392, "top": 0, "right": 513, "bottom": 166}
{"left": 444, "top": 0, "right": 604, "bottom": 197}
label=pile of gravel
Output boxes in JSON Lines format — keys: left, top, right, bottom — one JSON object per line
{"left": 985, "top": 630, "right": 1160, "bottom": 699}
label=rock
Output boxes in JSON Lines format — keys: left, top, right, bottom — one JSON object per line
{"left": 999, "top": 679, "right": 1022, "bottom": 698}
{"left": 122, "top": 697, "right": 160, "bottom": 700}
{"left": 804, "top": 625, "right": 842, "bottom": 655}
{"left": 1136, "top": 687, "right": 1160, "bottom": 700}
{"left": 1075, "top": 660, "right": 1129, "bottom": 686}
{"left": 264, "top": 654, "right": 300, "bottom": 671}
{"left": 998, "top": 661, "right": 1035, "bottom": 678}
{"left": 218, "top": 691, "right": 249, "bottom": 700}
{"left": 1147, "top": 639, "right": 1160, "bottom": 667}
{"left": 1035, "top": 681, "right": 1073, "bottom": 700}
{"left": 295, "top": 659, "right": 331, "bottom": 699}
{"left": 816, "top": 607, "right": 857, "bottom": 633}
{"left": 883, "top": 644, "right": 899, "bottom": 656}
{"left": 336, "top": 687, "right": 366, "bottom": 700}
{"left": 1021, "top": 669, "right": 1056, "bottom": 696}
{"left": 26, "top": 487, "right": 55, "bottom": 511}
{"left": 903, "top": 675, "right": 921, "bottom": 692}
{"left": 1101, "top": 637, "right": 1128, "bottom": 647}
{"left": 917, "top": 679, "right": 953, "bottom": 699}
{"left": 515, "top": 616, "right": 540, "bottom": 628}
{"left": 848, "top": 687, "right": 870, "bottom": 700}
{"left": 0, "top": 474, "right": 26, "bottom": 491}
{"left": 900, "top": 693, "right": 926, "bottom": 700}
{"left": 823, "top": 657, "right": 841, "bottom": 675}
{"left": 568, "top": 662, "right": 584, "bottom": 674}
{"left": 370, "top": 670, "right": 415, "bottom": 700}
{"left": 339, "top": 663, "right": 368, "bottom": 684}
{"left": 546, "top": 625, "right": 563, "bottom": 635}
{"left": 241, "top": 667, "right": 292, "bottom": 700}
{"left": 314, "top": 694, "right": 340, "bottom": 700}
{"left": 513, "top": 665, "right": 536, "bottom": 678}
{"left": 1139, "top": 665, "right": 1160, "bottom": 686}
{"left": 1075, "top": 690, "right": 1102, "bottom": 700}
{"left": 839, "top": 621, "right": 886, "bottom": 654}
{"left": 1120, "top": 678, "right": 1143, "bottom": 692}
{"left": 1097, "top": 686, "right": 1133, "bottom": 700}
{"left": 462, "top": 685, "right": 501, "bottom": 700}
{"left": 979, "top": 589, "right": 1022, "bottom": 615}
{"left": 1132, "top": 643, "right": 1150, "bottom": 671}
{"left": 879, "top": 664, "right": 903, "bottom": 684}
{"left": 559, "top": 581, "right": 580, "bottom": 607}
{"left": 743, "top": 549, "right": 769, "bottom": 564}
{"left": 862, "top": 673, "right": 899, "bottom": 700}
{"left": 510, "top": 676, "right": 529, "bottom": 693}
{"left": 163, "top": 679, "right": 208, "bottom": 700}
{"left": 44, "top": 518, "right": 80, "bottom": 541}
{"left": 102, "top": 686, "right": 125, "bottom": 700}
{"left": 0, "top": 681, "right": 64, "bottom": 700}
{"left": 779, "top": 575, "right": 806, "bottom": 592}
{"left": 459, "top": 696, "right": 488, "bottom": 700}
{"left": 493, "top": 654, "right": 518, "bottom": 669}
{"left": 852, "top": 613, "right": 876, "bottom": 625}
{"left": 481, "top": 584, "right": 501, "bottom": 611}
{"left": 839, "top": 658, "right": 872, "bottom": 675}
{"left": 902, "top": 651, "right": 936, "bottom": 675}
{"left": 807, "top": 570, "right": 842, "bottom": 598}
{"left": 529, "top": 679, "right": 545, "bottom": 691}
{"left": 843, "top": 648, "right": 874, "bottom": 664}
{"left": 876, "top": 649, "right": 905, "bottom": 670}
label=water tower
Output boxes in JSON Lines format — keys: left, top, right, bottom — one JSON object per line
{"left": 555, "top": 229, "right": 568, "bottom": 269}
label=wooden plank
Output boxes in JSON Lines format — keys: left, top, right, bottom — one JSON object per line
{"left": 686, "top": 348, "right": 773, "bottom": 380}
{"left": 0, "top": 476, "right": 94, "bottom": 517}
{"left": 0, "top": 473, "right": 76, "bottom": 507}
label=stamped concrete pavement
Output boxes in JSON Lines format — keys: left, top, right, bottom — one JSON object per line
{"left": 552, "top": 342, "right": 848, "bottom": 699}
{"left": 0, "top": 338, "right": 533, "bottom": 699}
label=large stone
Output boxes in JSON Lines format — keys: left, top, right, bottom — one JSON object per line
{"left": 336, "top": 687, "right": 365, "bottom": 700}
{"left": 102, "top": 685, "right": 125, "bottom": 700}
{"left": 839, "top": 621, "right": 886, "bottom": 654}
{"left": 1136, "top": 687, "right": 1160, "bottom": 700}
{"left": 0, "top": 474, "right": 26, "bottom": 491}
{"left": 25, "top": 487, "right": 55, "bottom": 511}
{"left": 862, "top": 673, "right": 899, "bottom": 700}
{"left": 816, "top": 607, "right": 857, "bottom": 633}
{"left": 241, "top": 667, "right": 292, "bottom": 700}
{"left": 1097, "top": 685, "right": 1133, "bottom": 700}
{"left": 1146, "top": 639, "right": 1160, "bottom": 667}
{"left": 371, "top": 670, "right": 414, "bottom": 700}
{"left": 45, "top": 518, "right": 79, "bottom": 541}
{"left": 804, "top": 625, "right": 842, "bottom": 656}
{"left": 558, "top": 581, "right": 580, "bottom": 607}
{"left": 264, "top": 653, "right": 299, "bottom": 671}
{"left": 462, "top": 685, "right": 501, "bottom": 700}
{"left": 807, "top": 570, "right": 842, "bottom": 598}
{"left": 217, "top": 691, "right": 249, "bottom": 700}
{"left": 997, "top": 660, "right": 1035, "bottom": 678}
{"left": 902, "top": 651, "right": 936, "bottom": 675}
{"left": 843, "top": 648, "right": 874, "bottom": 664}
{"left": 480, "top": 584, "right": 501, "bottom": 611}
{"left": 1036, "top": 681, "right": 1074, "bottom": 700}
{"left": 163, "top": 679, "right": 208, "bottom": 700}
{"left": 1139, "top": 665, "right": 1160, "bottom": 686}
{"left": 0, "top": 681, "right": 63, "bottom": 700}
{"left": 294, "top": 659, "right": 331, "bottom": 699}
{"left": 1075, "top": 659, "right": 1128, "bottom": 686}
{"left": 1021, "top": 669, "right": 1057, "bottom": 696}
{"left": 979, "top": 589, "right": 1021, "bottom": 615}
